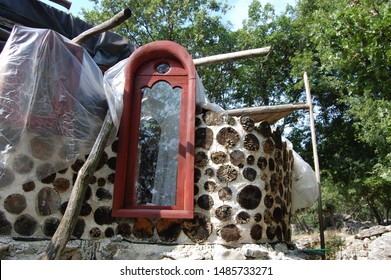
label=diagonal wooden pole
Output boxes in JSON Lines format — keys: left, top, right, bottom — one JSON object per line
{"left": 38, "top": 8, "right": 131, "bottom": 260}
{"left": 39, "top": 113, "right": 114, "bottom": 260}
{"left": 71, "top": 8, "right": 132, "bottom": 45}
{"left": 303, "top": 72, "right": 326, "bottom": 259}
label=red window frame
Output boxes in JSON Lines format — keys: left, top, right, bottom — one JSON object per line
{"left": 112, "top": 41, "right": 196, "bottom": 219}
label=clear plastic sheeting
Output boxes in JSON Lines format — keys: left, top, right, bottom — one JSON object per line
{"left": 0, "top": 26, "right": 116, "bottom": 187}
{"left": 103, "top": 58, "right": 127, "bottom": 129}
{"left": 103, "top": 58, "right": 224, "bottom": 122}
{"left": 195, "top": 73, "right": 224, "bottom": 112}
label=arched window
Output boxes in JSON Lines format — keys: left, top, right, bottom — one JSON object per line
{"left": 112, "top": 41, "right": 196, "bottom": 219}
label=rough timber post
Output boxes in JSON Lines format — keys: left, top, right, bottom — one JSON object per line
{"left": 304, "top": 72, "right": 326, "bottom": 258}
{"left": 39, "top": 8, "right": 131, "bottom": 260}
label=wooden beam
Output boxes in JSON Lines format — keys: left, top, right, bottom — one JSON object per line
{"left": 193, "top": 47, "right": 271, "bottom": 66}
{"left": 227, "top": 103, "right": 309, "bottom": 123}
{"left": 227, "top": 103, "right": 309, "bottom": 115}
{"left": 304, "top": 72, "right": 326, "bottom": 259}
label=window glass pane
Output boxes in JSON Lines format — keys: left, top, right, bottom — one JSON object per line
{"left": 135, "top": 81, "right": 181, "bottom": 206}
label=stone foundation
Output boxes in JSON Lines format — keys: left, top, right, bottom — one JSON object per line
{"left": 0, "top": 236, "right": 305, "bottom": 260}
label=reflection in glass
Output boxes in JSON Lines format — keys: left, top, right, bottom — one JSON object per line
{"left": 135, "top": 81, "right": 181, "bottom": 206}
{"left": 156, "top": 63, "right": 170, "bottom": 74}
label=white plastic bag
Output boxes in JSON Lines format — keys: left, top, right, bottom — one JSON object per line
{"left": 291, "top": 150, "right": 319, "bottom": 212}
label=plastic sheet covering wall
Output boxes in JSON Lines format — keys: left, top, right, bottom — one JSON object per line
{"left": 0, "top": 26, "right": 116, "bottom": 188}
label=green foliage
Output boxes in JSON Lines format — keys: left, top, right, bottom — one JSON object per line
{"left": 291, "top": 0, "right": 391, "bottom": 223}
{"left": 325, "top": 234, "right": 345, "bottom": 260}
{"left": 81, "top": 0, "right": 238, "bottom": 107}
{"left": 237, "top": 2, "right": 303, "bottom": 106}
{"left": 83, "top": 0, "right": 228, "bottom": 45}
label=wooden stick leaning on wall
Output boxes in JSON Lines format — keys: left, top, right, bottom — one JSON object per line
{"left": 39, "top": 8, "right": 132, "bottom": 260}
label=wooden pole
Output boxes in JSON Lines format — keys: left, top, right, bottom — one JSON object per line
{"left": 303, "top": 72, "right": 326, "bottom": 258}
{"left": 72, "top": 8, "right": 132, "bottom": 45}
{"left": 227, "top": 103, "right": 309, "bottom": 116}
{"left": 40, "top": 113, "right": 114, "bottom": 260}
{"left": 38, "top": 9, "right": 131, "bottom": 260}
{"left": 193, "top": 47, "right": 270, "bottom": 66}
{"left": 47, "top": 0, "right": 72, "bottom": 10}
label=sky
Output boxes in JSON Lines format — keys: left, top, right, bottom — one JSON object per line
{"left": 40, "top": 0, "right": 297, "bottom": 30}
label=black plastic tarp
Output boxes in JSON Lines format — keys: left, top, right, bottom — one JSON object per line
{"left": 0, "top": 0, "right": 136, "bottom": 68}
